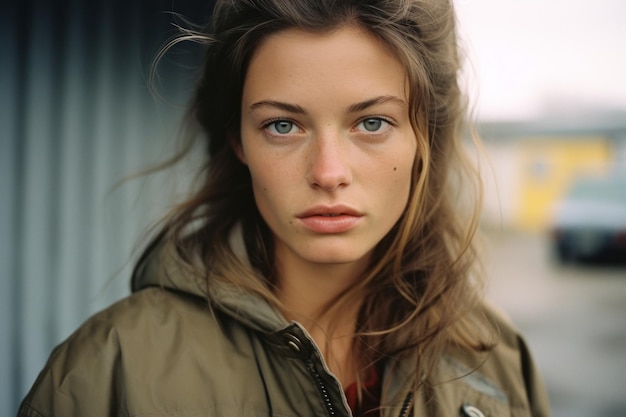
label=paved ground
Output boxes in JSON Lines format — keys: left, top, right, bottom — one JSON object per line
{"left": 483, "top": 230, "right": 626, "bottom": 417}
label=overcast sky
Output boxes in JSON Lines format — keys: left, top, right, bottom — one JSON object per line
{"left": 454, "top": 0, "right": 626, "bottom": 121}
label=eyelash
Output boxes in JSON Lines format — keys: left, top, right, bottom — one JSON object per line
{"left": 260, "top": 115, "right": 396, "bottom": 137}
{"left": 354, "top": 116, "right": 395, "bottom": 132}
{"left": 263, "top": 119, "right": 298, "bottom": 132}
{"left": 261, "top": 119, "right": 302, "bottom": 141}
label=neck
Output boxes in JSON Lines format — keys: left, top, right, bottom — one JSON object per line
{"left": 274, "top": 250, "right": 369, "bottom": 387}
{"left": 275, "top": 251, "right": 367, "bottom": 326}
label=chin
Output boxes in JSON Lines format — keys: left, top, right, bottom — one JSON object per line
{"left": 302, "top": 246, "right": 373, "bottom": 267}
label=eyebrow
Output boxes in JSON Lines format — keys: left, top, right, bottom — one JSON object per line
{"left": 347, "top": 95, "right": 406, "bottom": 113}
{"left": 249, "top": 100, "right": 306, "bottom": 114}
{"left": 249, "top": 95, "right": 406, "bottom": 114}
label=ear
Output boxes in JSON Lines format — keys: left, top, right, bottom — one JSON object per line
{"left": 228, "top": 131, "right": 247, "bottom": 164}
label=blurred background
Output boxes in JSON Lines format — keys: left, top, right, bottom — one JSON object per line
{"left": 1, "top": 1, "right": 625, "bottom": 416}
{"left": 455, "top": 2, "right": 626, "bottom": 416}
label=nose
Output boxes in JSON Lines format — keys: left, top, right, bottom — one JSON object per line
{"left": 307, "top": 135, "right": 352, "bottom": 191}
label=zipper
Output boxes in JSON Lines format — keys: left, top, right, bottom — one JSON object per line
{"left": 306, "top": 358, "right": 338, "bottom": 416}
{"left": 397, "top": 391, "right": 414, "bottom": 417}
{"left": 306, "top": 354, "right": 414, "bottom": 417}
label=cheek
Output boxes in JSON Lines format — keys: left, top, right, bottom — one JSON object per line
{"left": 390, "top": 144, "right": 417, "bottom": 184}
{"left": 392, "top": 166, "right": 414, "bottom": 207}
{"left": 387, "top": 148, "right": 417, "bottom": 206}
{"left": 248, "top": 166, "right": 273, "bottom": 202}
{"left": 246, "top": 157, "right": 293, "bottom": 209}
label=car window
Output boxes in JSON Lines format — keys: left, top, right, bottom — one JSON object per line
{"left": 567, "top": 176, "right": 626, "bottom": 203}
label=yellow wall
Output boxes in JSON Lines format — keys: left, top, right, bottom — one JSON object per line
{"left": 515, "top": 137, "right": 611, "bottom": 230}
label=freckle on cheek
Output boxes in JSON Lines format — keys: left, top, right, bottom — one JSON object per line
{"left": 393, "top": 167, "right": 397, "bottom": 171}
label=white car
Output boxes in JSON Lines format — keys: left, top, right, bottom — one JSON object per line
{"left": 549, "top": 171, "right": 626, "bottom": 263}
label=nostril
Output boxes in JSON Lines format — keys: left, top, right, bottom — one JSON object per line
{"left": 307, "top": 158, "right": 351, "bottom": 191}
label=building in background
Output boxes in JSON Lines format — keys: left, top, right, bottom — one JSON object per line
{"left": 477, "top": 113, "right": 626, "bottom": 232}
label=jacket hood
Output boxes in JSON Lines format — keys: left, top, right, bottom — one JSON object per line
{"left": 131, "top": 223, "right": 290, "bottom": 334}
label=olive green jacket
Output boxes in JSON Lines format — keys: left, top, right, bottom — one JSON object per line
{"left": 18, "top": 232, "right": 551, "bottom": 417}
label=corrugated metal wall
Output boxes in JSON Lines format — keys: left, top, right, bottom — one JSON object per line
{"left": 0, "top": 1, "right": 212, "bottom": 414}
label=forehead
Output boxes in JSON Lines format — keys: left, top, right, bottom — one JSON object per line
{"left": 242, "top": 25, "right": 408, "bottom": 105}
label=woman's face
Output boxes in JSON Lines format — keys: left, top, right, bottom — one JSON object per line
{"left": 238, "top": 25, "right": 417, "bottom": 272}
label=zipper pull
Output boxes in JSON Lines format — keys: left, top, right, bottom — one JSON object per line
{"left": 459, "top": 403, "right": 486, "bottom": 417}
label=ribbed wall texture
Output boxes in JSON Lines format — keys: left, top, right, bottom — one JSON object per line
{"left": 0, "top": 1, "right": 213, "bottom": 414}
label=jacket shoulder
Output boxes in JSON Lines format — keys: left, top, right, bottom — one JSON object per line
{"left": 18, "top": 288, "right": 237, "bottom": 417}
{"left": 440, "top": 302, "right": 551, "bottom": 417}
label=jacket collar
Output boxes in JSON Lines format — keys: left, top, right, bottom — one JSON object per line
{"left": 132, "top": 223, "right": 290, "bottom": 334}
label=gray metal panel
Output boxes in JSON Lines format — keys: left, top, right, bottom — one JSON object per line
{"left": 0, "top": 1, "right": 200, "bottom": 414}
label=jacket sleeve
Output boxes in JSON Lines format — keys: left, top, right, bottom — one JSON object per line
{"left": 478, "top": 302, "right": 552, "bottom": 417}
{"left": 17, "top": 288, "right": 217, "bottom": 417}
{"left": 517, "top": 334, "right": 551, "bottom": 417}
{"left": 17, "top": 312, "right": 125, "bottom": 417}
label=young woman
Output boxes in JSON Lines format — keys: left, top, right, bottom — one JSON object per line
{"left": 18, "top": 0, "right": 551, "bottom": 416}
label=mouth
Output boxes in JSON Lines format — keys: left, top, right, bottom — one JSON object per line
{"left": 296, "top": 205, "right": 363, "bottom": 233}
{"left": 296, "top": 205, "right": 362, "bottom": 218}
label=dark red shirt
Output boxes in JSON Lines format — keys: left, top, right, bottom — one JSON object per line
{"left": 344, "top": 366, "right": 382, "bottom": 417}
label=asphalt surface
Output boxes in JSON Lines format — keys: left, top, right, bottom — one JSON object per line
{"left": 483, "top": 230, "right": 626, "bottom": 417}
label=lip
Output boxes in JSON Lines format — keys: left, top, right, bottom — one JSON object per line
{"left": 296, "top": 205, "right": 363, "bottom": 234}
{"left": 297, "top": 205, "right": 362, "bottom": 218}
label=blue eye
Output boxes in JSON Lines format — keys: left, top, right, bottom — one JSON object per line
{"left": 357, "top": 118, "right": 389, "bottom": 132}
{"left": 267, "top": 120, "right": 298, "bottom": 134}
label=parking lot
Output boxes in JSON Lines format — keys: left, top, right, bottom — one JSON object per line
{"left": 483, "top": 230, "right": 626, "bottom": 417}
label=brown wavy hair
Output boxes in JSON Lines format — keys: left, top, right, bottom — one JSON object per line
{"left": 136, "top": 0, "right": 492, "bottom": 403}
